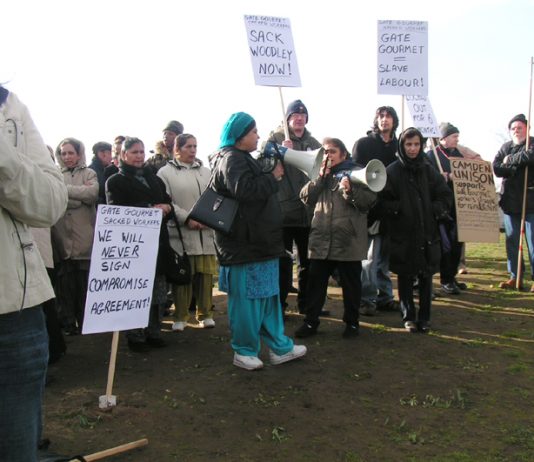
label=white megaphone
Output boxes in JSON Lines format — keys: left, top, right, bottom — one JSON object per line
{"left": 258, "top": 142, "right": 324, "bottom": 179}
{"left": 335, "top": 159, "right": 387, "bottom": 192}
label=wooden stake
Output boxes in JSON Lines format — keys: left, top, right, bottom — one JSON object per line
{"left": 99, "top": 331, "right": 119, "bottom": 409}
{"left": 278, "top": 86, "right": 290, "bottom": 140}
{"left": 516, "top": 56, "right": 534, "bottom": 289}
{"left": 68, "top": 438, "right": 149, "bottom": 462}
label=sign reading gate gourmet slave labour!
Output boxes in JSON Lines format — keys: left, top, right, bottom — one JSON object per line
{"left": 450, "top": 158, "right": 500, "bottom": 243}
{"left": 82, "top": 205, "right": 162, "bottom": 335}
{"left": 377, "top": 20, "right": 428, "bottom": 95}
{"left": 244, "top": 15, "right": 301, "bottom": 87}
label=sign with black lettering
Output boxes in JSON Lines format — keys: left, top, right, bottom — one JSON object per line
{"left": 405, "top": 95, "right": 440, "bottom": 137}
{"left": 82, "top": 205, "right": 162, "bottom": 334}
{"left": 450, "top": 158, "right": 500, "bottom": 243}
{"left": 377, "top": 20, "right": 428, "bottom": 95}
{"left": 244, "top": 15, "right": 301, "bottom": 87}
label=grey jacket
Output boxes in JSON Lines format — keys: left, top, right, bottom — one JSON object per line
{"left": 0, "top": 90, "right": 68, "bottom": 314}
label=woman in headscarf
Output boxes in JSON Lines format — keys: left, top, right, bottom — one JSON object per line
{"left": 106, "top": 137, "right": 172, "bottom": 351}
{"left": 212, "top": 112, "right": 306, "bottom": 370}
{"left": 158, "top": 134, "right": 217, "bottom": 331}
{"left": 378, "top": 128, "right": 452, "bottom": 333}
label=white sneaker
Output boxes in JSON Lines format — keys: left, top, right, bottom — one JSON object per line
{"left": 233, "top": 353, "right": 263, "bottom": 371}
{"left": 172, "top": 321, "right": 187, "bottom": 332}
{"left": 269, "top": 344, "right": 307, "bottom": 365}
{"left": 199, "top": 318, "right": 215, "bottom": 329}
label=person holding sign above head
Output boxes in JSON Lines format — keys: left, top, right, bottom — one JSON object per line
{"left": 157, "top": 134, "right": 217, "bottom": 331}
{"left": 52, "top": 138, "right": 99, "bottom": 335}
{"left": 493, "top": 114, "right": 534, "bottom": 292}
{"left": 268, "top": 99, "right": 321, "bottom": 317}
{"left": 106, "top": 137, "right": 173, "bottom": 351}
{"left": 352, "top": 106, "right": 400, "bottom": 316}
{"left": 378, "top": 128, "right": 452, "bottom": 333}
{"left": 426, "top": 122, "right": 469, "bottom": 295}
{"left": 294, "top": 138, "right": 377, "bottom": 339}
{"left": 212, "top": 112, "right": 306, "bottom": 371}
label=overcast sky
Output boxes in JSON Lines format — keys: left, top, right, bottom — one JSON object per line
{"left": 3, "top": 0, "right": 534, "bottom": 164}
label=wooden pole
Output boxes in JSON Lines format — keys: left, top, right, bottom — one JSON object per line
{"left": 99, "top": 331, "right": 119, "bottom": 408}
{"left": 515, "top": 56, "right": 534, "bottom": 289}
{"left": 401, "top": 95, "right": 405, "bottom": 132}
{"left": 430, "top": 138, "right": 444, "bottom": 175}
{"left": 69, "top": 438, "right": 149, "bottom": 462}
{"left": 278, "top": 86, "right": 290, "bottom": 140}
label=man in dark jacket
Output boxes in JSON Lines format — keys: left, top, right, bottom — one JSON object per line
{"left": 89, "top": 141, "right": 112, "bottom": 204}
{"left": 426, "top": 122, "right": 467, "bottom": 295}
{"left": 269, "top": 100, "right": 321, "bottom": 315}
{"left": 352, "top": 106, "right": 400, "bottom": 315}
{"left": 493, "top": 114, "right": 534, "bottom": 292}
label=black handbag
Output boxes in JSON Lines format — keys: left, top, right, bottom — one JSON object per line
{"left": 164, "top": 211, "right": 192, "bottom": 285}
{"left": 187, "top": 162, "right": 238, "bottom": 234}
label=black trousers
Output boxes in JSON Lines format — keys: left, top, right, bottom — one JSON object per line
{"left": 279, "top": 226, "right": 310, "bottom": 312}
{"left": 397, "top": 273, "right": 433, "bottom": 323}
{"left": 304, "top": 259, "right": 361, "bottom": 328}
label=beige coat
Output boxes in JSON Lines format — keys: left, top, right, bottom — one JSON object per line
{"left": 0, "top": 91, "right": 68, "bottom": 314}
{"left": 52, "top": 147, "right": 98, "bottom": 261}
{"left": 158, "top": 159, "right": 216, "bottom": 256}
{"left": 301, "top": 174, "right": 376, "bottom": 261}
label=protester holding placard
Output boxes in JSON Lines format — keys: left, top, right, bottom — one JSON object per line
{"left": 106, "top": 137, "right": 173, "bottom": 351}
{"left": 268, "top": 100, "right": 321, "bottom": 316}
{"left": 212, "top": 112, "right": 306, "bottom": 371}
{"left": 158, "top": 134, "right": 217, "bottom": 331}
{"left": 352, "top": 106, "right": 400, "bottom": 316}
{"left": 52, "top": 138, "right": 99, "bottom": 335}
{"left": 0, "top": 86, "right": 68, "bottom": 462}
{"left": 493, "top": 114, "right": 534, "bottom": 292}
{"left": 425, "top": 122, "right": 468, "bottom": 295}
{"left": 378, "top": 127, "right": 452, "bottom": 333}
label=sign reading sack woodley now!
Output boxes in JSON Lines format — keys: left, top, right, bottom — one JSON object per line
{"left": 244, "top": 15, "right": 301, "bottom": 87}
{"left": 82, "top": 205, "right": 162, "bottom": 335}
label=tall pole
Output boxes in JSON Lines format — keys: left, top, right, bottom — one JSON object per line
{"left": 278, "top": 87, "right": 290, "bottom": 140}
{"left": 516, "top": 56, "right": 534, "bottom": 289}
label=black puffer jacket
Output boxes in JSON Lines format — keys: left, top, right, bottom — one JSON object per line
{"left": 211, "top": 147, "right": 285, "bottom": 265}
{"left": 493, "top": 137, "right": 534, "bottom": 214}
{"left": 378, "top": 130, "right": 452, "bottom": 276}
{"left": 352, "top": 131, "right": 398, "bottom": 168}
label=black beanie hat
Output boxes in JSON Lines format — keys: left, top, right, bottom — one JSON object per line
{"left": 439, "top": 122, "right": 460, "bottom": 139}
{"left": 286, "top": 100, "right": 308, "bottom": 122}
{"left": 508, "top": 113, "right": 528, "bottom": 129}
{"left": 163, "top": 120, "right": 184, "bottom": 135}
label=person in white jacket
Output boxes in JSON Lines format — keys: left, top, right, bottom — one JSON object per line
{"left": 158, "top": 134, "right": 217, "bottom": 331}
{"left": 0, "top": 86, "right": 68, "bottom": 462}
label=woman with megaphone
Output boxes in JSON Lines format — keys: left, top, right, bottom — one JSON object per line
{"left": 295, "top": 138, "right": 377, "bottom": 339}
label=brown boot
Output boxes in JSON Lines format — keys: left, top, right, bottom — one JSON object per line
{"left": 499, "top": 278, "right": 522, "bottom": 290}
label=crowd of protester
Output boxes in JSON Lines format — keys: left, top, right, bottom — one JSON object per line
{"left": 2, "top": 84, "right": 534, "bottom": 461}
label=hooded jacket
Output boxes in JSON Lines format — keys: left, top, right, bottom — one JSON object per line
{"left": 493, "top": 137, "right": 534, "bottom": 214}
{"left": 157, "top": 158, "right": 216, "bottom": 256}
{"left": 378, "top": 129, "right": 452, "bottom": 276}
{"left": 0, "top": 88, "right": 68, "bottom": 314}
{"left": 269, "top": 125, "right": 321, "bottom": 227}
{"left": 51, "top": 141, "right": 99, "bottom": 261}
{"left": 300, "top": 159, "right": 376, "bottom": 261}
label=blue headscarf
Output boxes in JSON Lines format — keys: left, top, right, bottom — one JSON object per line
{"left": 219, "top": 112, "right": 256, "bottom": 148}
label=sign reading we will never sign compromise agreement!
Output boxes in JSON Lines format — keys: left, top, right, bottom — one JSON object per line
{"left": 82, "top": 205, "right": 162, "bottom": 335}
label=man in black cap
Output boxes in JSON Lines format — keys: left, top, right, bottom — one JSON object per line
{"left": 352, "top": 106, "right": 400, "bottom": 315}
{"left": 493, "top": 114, "right": 534, "bottom": 292}
{"left": 89, "top": 141, "right": 112, "bottom": 204}
{"left": 145, "top": 120, "right": 184, "bottom": 173}
{"left": 268, "top": 100, "right": 321, "bottom": 316}
{"left": 426, "top": 122, "right": 467, "bottom": 295}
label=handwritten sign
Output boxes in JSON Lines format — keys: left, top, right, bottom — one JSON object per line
{"left": 405, "top": 95, "right": 440, "bottom": 137}
{"left": 82, "top": 205, "right": 162, "bottom": 335}
{"left": 450, "top": 158, "right": 500, "bottom": 243}
{"left": 244, "top": 15, "right": 301, "bottom": 87}
{"left": 377, "top": 20, "right": 428, "bottom": 95}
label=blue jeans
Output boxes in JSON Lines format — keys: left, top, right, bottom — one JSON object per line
{"left": 361, "top": 234, "right": 394, "bottom": 306}
{"left": 503, "top": 213, "right": 534, "bottom": 280}
{"left": 0, "top": 306, "right": 48, "bottom": 462}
